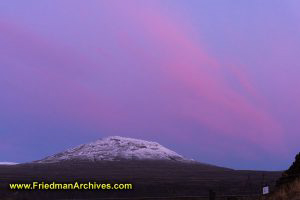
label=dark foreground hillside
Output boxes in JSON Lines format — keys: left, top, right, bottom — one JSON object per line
{"left": 0, "top": 160, "right": 281, "bottom": 200}
{"left": 265, "top": 152, "right": 300, "bottom": 200}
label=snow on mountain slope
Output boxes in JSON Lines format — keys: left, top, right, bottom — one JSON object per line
{"left": 36, "top": 136, "right": 191, "bottom": 163}
{"left": 0, "top": 162, "right": 18, "bottom": 165}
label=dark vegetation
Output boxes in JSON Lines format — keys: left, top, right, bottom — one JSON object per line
{"left": 0, "top": 160, "right": 281, "bottom": 200}
{"left": 266, "top": 152, "right": 300, "bottom": 200}
{"left": 276, "top": 152, "right": 300, "bottom": 186}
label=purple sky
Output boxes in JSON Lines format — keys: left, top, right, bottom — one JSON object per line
{"left": 1, "top": 1, "right": 300, "bottom": 170}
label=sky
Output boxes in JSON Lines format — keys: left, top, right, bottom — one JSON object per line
{"left": 0, "top": 0, "right": 299, "bottom": 170}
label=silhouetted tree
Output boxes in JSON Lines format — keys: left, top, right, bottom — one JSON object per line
{"left": 277, "top": 152, "right": 300, "bottom": 186}
{"left": 285, "top": 152, "right": 300, "bottom": 176}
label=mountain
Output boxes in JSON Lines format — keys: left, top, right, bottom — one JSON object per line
{"left": 35, "top": 136, "right": 192, "bottom": 163}
{"left": 1, "top": 136, "right": 282, "bottom": 199}
{"left": 0, "top": 162, "right": 18, "bottom": 165}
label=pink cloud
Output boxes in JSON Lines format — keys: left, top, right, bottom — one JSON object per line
{"left": 0, "top": 19, "right": 128, "bottom": 130}
{"left": 0, "top": 2, "right": 287, "bottom": 155}
{"left": 101, "top": 1, "right": 285, "bottom": 153}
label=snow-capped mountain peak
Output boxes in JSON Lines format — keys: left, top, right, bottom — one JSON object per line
{"left": 36, "top": 136, "right": 191, "bottom": 163}
{"left": 0, "top": 162, "right": 18, "bottom": 165}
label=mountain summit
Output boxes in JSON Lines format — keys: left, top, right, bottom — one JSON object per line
{"left": 36, "top": 136, "right": 191, "bottom": 163}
